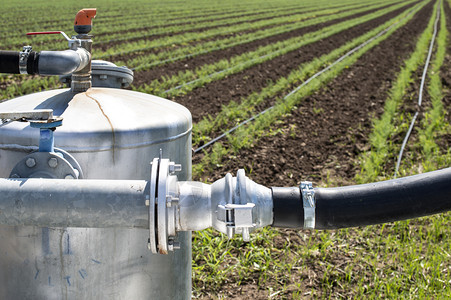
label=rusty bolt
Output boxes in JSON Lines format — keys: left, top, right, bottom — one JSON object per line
{"left": 26, "top": 158, "right": 36, "bottom": 168}
{"left": 168, "top": 238, "right": 180, "bottom": 251}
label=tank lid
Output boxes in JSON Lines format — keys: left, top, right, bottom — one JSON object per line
{"left": 60, "top": 60, "right": 133, "bottom": 89}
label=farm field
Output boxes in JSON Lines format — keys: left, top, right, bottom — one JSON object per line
{"left": 2, "top": 0, "right": 451, "bottom": 298}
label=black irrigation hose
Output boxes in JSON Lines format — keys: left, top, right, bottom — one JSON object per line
{"left": 272, "top": 166, "right": 451, "bottom": 229}
{"left": 394, "top": 0, "right": 440, "bottom": 178}
{"left": 0, "top": 50, "right": 39, "bottom": 75}
{"left": 193, "top": 3, "right": 419, "bottom": 154}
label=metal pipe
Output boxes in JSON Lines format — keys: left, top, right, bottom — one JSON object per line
{"left": 0, "top": 48, "right": 90, "bottom": 76}
{"left": 1, "top": 166, "right": 451, "bottom": 244}
{"left": 38, "top": 48, "right": 90, "bottom": 75}
{"left": 0, "top": 178, "right": 148, "bottom": 228}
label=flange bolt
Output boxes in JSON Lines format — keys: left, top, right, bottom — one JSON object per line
{"left": 26, "top": 158, "right": 36, "bottom": 168}
{"left": 168, "top": 238, "right": 180, "bottom": 251}
{"left": 48, "top": 158, "right": 58, "bottom": 168}
{"left": 168, "top": 163, "right": 182, "bottom": 174}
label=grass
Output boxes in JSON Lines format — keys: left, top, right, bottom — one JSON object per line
{"left": 3, "top": 0, "right": 451, "bottom": 298}
{"left": 193, "top": 214, "right": 451, "bottom": 298}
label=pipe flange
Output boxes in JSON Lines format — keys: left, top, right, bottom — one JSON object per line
{"left": 148, "top": 156, "right": 181, "bottom": 254}
{"left": 9, "top": 151, "right": 82, "bottom": 179}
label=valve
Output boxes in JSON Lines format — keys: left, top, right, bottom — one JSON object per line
{"left": 0, "top": 110, "right": 84, "bottom": 179}
{"left": 74, "top": 8, "right": 97, "bottom": 34}
{"left": 26, "top": 31, "right": 81, "bottom": 49}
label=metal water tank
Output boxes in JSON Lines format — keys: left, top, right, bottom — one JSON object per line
{"left": 0, "top": 87, "right": 192, "bottom": 299}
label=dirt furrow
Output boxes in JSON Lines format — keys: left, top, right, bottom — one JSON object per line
{"left": 130, "top": 2, "right": 407, "bottom": 86}
{"left": 166, "top": 1, "right": 421, "bottom": 124}
{"left": 193, "top": 0, "right": 433, "bottom": 188}
{"left": 99, "top": 5, "right": 335, "bottom": 50}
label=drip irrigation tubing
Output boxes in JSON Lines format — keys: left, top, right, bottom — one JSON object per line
{"left": 149, "top": 1, "right": 410, "bottom": 88}
{"left": 110, "top": 1, "right": 384, "bottom": 64}
{"left": 394, "top": 0, "right": 440, "bottom": 178}
{"left": 193, "top": 3, "right": 419, "bottom": 154}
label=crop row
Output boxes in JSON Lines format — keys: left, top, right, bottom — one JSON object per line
{"left": 0, "top": 0, "right": 409, "bottom": 101}
{"left": 112, "top": 0, "right": 396, "bottom": 72}
{"left": 1, "top": 0, "right": 356, "bottom": 49}
{"left": 133, "top": 0, "right": 417, "bottom": 97}
{"left": 356, "top": 0, "right": 445, "bottom": 182}
{"left": 193, "top": 1, "right": 451, "bottom": 298}
{"left": 191, "top": 0, "right": 428, "bottom": 177}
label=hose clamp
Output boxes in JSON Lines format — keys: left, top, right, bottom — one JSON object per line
{"left": 19, "top": 46, "right": 32, "bottom": 74}
{"left": 300, "top": 181, "right": 315, "bottom": 229}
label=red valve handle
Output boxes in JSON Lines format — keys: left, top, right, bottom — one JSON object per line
{"left": 27, "top": 31, "right": 63, "bottom": 36}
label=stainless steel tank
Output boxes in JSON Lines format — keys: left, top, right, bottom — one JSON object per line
{"left": 0, "top": 87, "right": 192, "bottom": 299}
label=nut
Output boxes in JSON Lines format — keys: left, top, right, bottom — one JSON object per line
{"left": 168, "top": 163, "right": 182, "bottom": 174}
{"left": 168, "top": 238, "right": 180, "bottom": 251}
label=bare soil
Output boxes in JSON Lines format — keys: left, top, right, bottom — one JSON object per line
{"left": 164, "top": 1, "right": 419, "bottom": 124}
{"left": 131, "top": 2, "right": 411, "bottom": 92}
{"left": 193, "top": 1, "right": 433, "bottom": 186}
{"left": 192, "top": 2, "right": 434, "bottom": 298}
{"left": 98, "top": 5, "right": 339, "bottom": 51}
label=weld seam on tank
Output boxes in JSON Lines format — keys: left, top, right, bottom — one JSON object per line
{"left": 0, "top": 126, "right": 192, "bottom": 153}
{"left": 50, "top": 126, "right": 193, "bottom": 153}
{"left": 0, "top": 144, "right": 38, "bottom": 153}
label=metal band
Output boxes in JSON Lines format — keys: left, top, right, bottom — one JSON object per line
{"left": 19, "top": 46, "right": 32, "bottom": 74}
{"left": 300, "top": 181, "right": 315, "bottom": 229}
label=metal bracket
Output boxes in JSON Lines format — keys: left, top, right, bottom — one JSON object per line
{"left": 300, "top": 181, "right": 315, "bottom": 229}
{"left": 214, "top": 169, "right": 257, "bottom": 241}
{"left": 19, "top": 46, "right": 32, "bottom": 74}
{"left": 0, "top": 109, "right": 63, "bottom": 153}
{"left": 217, "top": 203, "right": 255, "bottom": 241}
{"left": 0, "top": 110, "right": 53, "bottom": 122}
